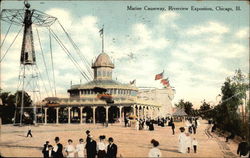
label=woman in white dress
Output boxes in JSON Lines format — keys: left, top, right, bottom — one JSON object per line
{"left": 97, "top": 135, "right": 107, "bottom": 158}
{"left": 65, "top": 139, "right": 75, "bottom": 158}
{"left": 76, "top": 138, "right": 85, "bottom": 157}
{"left": 178, "top": 127, "right": 187, "bottom": 153}
{"left": 148, "top": 139, "right": 162, "bottom": 157}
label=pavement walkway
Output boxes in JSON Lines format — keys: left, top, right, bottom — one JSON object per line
{"left": 0, "top": 120, "right": 239, "bottom": 157}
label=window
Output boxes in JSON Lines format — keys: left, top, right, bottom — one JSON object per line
{"left": 97, "top": 70, "right": 101, "bottom": 77}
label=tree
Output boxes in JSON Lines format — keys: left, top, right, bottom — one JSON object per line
{"left": 175, "top": 99, "right": 194, "bottom": 115}
{"left": 0, "top": 91, "right": 33, "bottom": 124}
{"left": 212, "top": 69, "right": 249, "bottom": 138}
{"left": 0, "top": 92, "right": 16, "bottom": 124}
{"left": 199, "top": 101, "right": 212, "bottom": 119}
{"left": 14, "top": 91, "right": 33, "bottom": 124}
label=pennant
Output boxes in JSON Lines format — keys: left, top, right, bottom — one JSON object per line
{"left": 155, "top": 71, "right": 164, "bottom": 80}
{"left": 130, "top": 79, "right": 136, "bottom": 85}
{"left": 99, "top": 28, "right": 103, "bottom": 37}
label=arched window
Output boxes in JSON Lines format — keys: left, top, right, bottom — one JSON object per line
{"left": 103, "top": 70, "right": 106, "bottom": 77}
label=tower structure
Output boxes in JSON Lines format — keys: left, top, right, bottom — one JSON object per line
{"left": 1, "top": 1, "right": 57, "bottom": 125}
{"left": 18, "top": 2, "right": 38, "bottom": 125}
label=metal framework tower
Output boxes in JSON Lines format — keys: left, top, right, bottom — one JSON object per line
{"left": 1, "top": 1, "right": 57, "bottom": 125}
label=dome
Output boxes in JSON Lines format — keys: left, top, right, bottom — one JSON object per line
{"left": 92, "top": 53, "right": 114, "bottom": 68}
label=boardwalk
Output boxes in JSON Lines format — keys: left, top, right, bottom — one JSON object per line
{"left": 0, "top": 120, "right": 238, "bottom": 157}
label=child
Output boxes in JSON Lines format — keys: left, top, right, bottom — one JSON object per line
{"left": 192, "top": 137, "right": 198, "bottom": 153}
{"left": 185, "top": 133, "right": 192, "bottom": 153}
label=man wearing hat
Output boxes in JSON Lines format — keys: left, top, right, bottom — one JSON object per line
{"left": 107, "top": 137, "right": 117, "bottom": 158}
{"left": 85, "top": 130, "right": 91, "bottom": 145}
{"left": 42, "top": 141, "right": 50, "bottom": 158}
{"left": 54, "top": 137, "right": 63, "bottom": 158}
{"left": 85, "top": 135, "right": 97, "bottom": 158}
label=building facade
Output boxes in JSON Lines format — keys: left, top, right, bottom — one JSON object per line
{"left": 137, "top": 87, "right": 175, "bottom": 117}
{"left": 39, "top": 52, "right": 165, "bottom": 124}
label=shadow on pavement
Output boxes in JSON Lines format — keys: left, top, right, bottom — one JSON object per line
{"left": 0, "top": 144, "right": 42, "bottom": 150}
{"left": 160, "top": 148, "right": 180, "bottom": 153}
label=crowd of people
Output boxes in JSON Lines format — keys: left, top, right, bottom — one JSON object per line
{"left": 124, "top": 116, "right": 186, "bottom": 133}
{"left": 41, "top": 116, "right": 202, "bottom": 158}
{"left": 42, "top": 130, "right": 117, "bottom": 158}
{"left": 39, "top": 116, "right": 249, "bottom": 158}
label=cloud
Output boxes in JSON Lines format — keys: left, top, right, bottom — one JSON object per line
{"left": 45, "top": 8, "right": 72, "bottom": 29}
{"left": 235, "top": 27, "right": 249, "bottom": 39}
{"left": 186, "top": 21, "right": 229, "bottom": 36}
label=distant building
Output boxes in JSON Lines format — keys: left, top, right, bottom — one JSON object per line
{"left": 137, "top": 87, "right": 175, "bottom": 116}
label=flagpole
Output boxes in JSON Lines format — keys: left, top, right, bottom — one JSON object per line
{"left": 102, "top": 25, "right": 104, "bottom": 53}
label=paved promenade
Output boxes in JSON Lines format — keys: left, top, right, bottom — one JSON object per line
{"left": 0, "top": 120, "right": 239, "bottom": 157}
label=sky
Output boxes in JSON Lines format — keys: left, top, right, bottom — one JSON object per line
{"left": 0, "top": 1, "right": 249, "bottom": 107}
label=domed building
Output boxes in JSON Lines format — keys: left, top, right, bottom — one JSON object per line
{"left": 41, "top": 52, "right": 161, "bottom": 124}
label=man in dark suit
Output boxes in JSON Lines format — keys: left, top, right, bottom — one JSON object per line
{"left": 107, "top": 137, "right": 117, "bottom": 158}
{"left": 86, "top": 130, "right": 91, "bottom": 145}
{"left": 85, "top": 135, "right": 97, "bottom": 158}
{"left": 171, "top": 122, "right": 175, "bottom": 135}
{"left": 44, "top": 145, "right": 55, "bottom": 158}
{"left": 54, "top": 137, "right": 63, "bottom": 158}
{"left": 237, "top": 137, "right": 249, "bottom": 157}
{"left": 42, "top": 141, "right": 50, "bottom": 157}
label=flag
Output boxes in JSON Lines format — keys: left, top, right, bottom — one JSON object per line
{"left": 161, "top": 78, "right": 169, "bottom": 84}
{"left": 155, "top": 71, "right": 164, "bottom": 80}
{"left": 130, "top": 79, "right": 136, "bottom": 85}
{"left": 161, "top": 78, "right": 170, "bottom": 86}
{"left": 99, "top": 28, "right": 103, "bottom": 37}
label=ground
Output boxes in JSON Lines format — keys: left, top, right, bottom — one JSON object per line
{"left": 0, "top": 120, "right": 239, "bottom": 157}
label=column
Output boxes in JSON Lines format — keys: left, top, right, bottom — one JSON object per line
{"left": 33, "top": 105, "right": 37, "bottom": 125}
{"left": 92, "top": 106, "right": 96, "bottom": 124}
{"left": 105, "top": 106, "right": 110, "bottom": 123}
{"left": 133, "top": 105, "right": 136, "bottom": 115}
{"left": 56, "top": 107, "right": 59, "bottom": 124}
{"left": 137, "top": 106, "right": 140, "bottom": 120}
{"left": 44, "top": 107, "right": 48, "bottom": 124}
{"left": 80, "top": 107, "right": 83, "bottom": 124}
{"left": 68, "top": 107, "right": 71, "bottom": 124}
{"left": 119, "top": 106, "right": 123, "bottom": 123}
{"left": 150, "top": 107, "right": 153, "bottom": 118}
{"left": 142, "top": 106, "right": 145, "bottom": 119}
{"left": 158, "top": 108, "right": 160, "bottom": 117}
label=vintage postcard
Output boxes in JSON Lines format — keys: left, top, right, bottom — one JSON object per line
{"left": 0, "top": 0, "right": 249, "bottom": 157}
